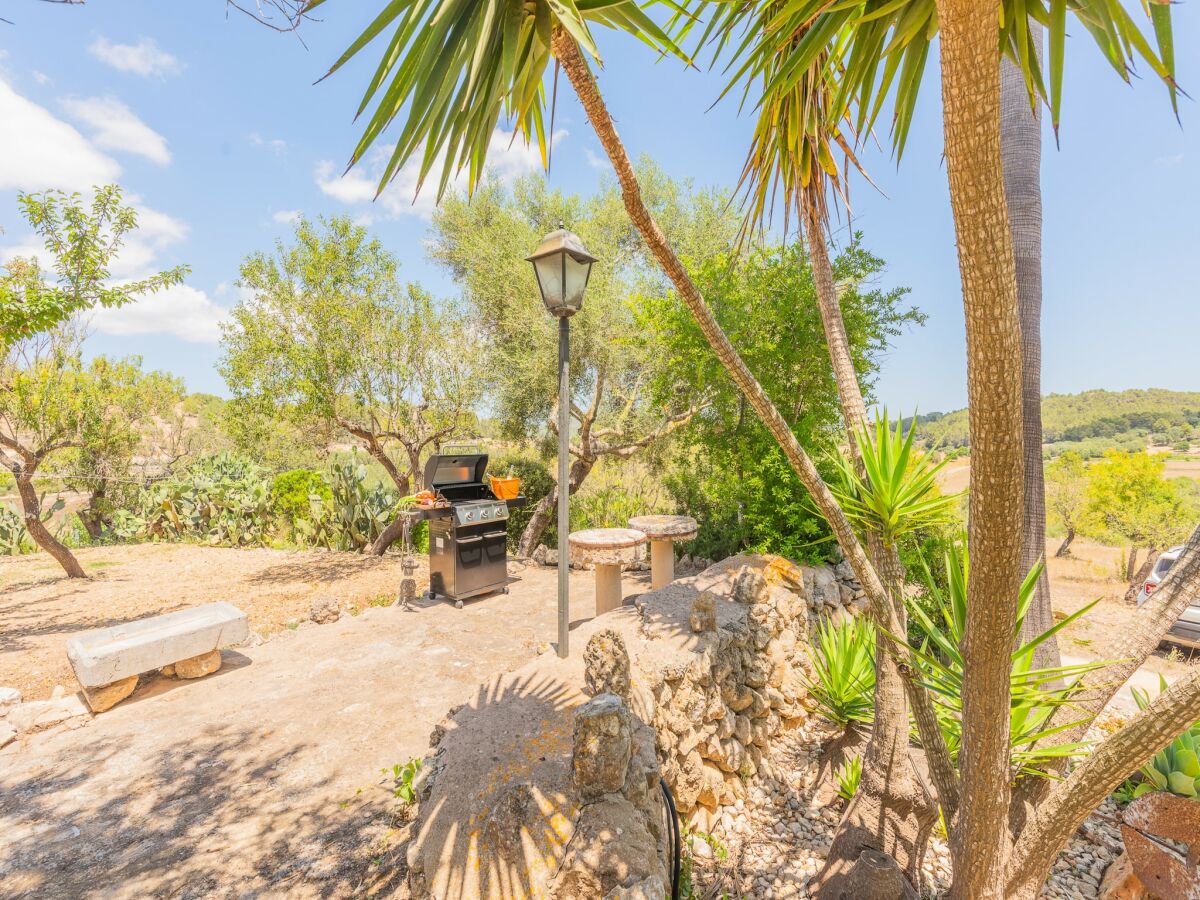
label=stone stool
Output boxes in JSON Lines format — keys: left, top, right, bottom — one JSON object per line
{"left": 628, "top": 515, "right": 698, "bottom": 590}
{"left": 568, "top": 528, "right": 647, "bottom": 616}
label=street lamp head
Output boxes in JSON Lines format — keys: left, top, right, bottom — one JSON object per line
{"left": 525, "top": 226, "right": 597, "bottom": 318}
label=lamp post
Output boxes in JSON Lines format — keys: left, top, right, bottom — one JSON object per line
{"left": 526, "top": 226, "right": 597, "bottom": 659}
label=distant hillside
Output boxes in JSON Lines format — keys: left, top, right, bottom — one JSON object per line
{"left": 913, "top": 389, "right": 1200, "bottom": 458}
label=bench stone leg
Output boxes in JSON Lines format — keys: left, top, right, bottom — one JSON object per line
{"left": 82, "top": 675, "right": 138, "bottom": 713}
{"left": 649, "top": 539, "right": 675, "bottom": 590}
{"left": 595, "top": 563, "right": 623, "bottom": 616}
{"left": 174, "top": 649, "right": 223, "bottom": 680}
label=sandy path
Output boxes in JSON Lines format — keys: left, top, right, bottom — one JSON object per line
{"left": 0, "top": 561, "right": 638, "bottom": 898}
{"left": 0, "top": 544, "right": 427, "bottom": 701}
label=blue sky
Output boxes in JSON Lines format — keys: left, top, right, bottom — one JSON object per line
{"left": 1, "top": 1, "right": 1197, "bottom": 414}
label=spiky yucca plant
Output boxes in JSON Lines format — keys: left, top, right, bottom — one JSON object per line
{"left": 910, "top": 542, "right": 1107, "bottom": 778}
{"left": 804, "top": 614, "right": 877, "bottom": 729}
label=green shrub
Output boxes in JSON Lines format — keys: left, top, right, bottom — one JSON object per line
{"left": 271, "top": 469, "right": 333, "bottom": 527}
{"left": 490, "top": 454, "right": 554, "bottom": 552}
{"left": 804, "top": 615, "right": 876, "bottom": 729}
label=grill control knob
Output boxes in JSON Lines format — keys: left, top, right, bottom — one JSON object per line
{"left": 481, "top": 508, "right": 491, "bottom": 520}
{"left": 465, "top": 511, "right": 475, "bottom": 522}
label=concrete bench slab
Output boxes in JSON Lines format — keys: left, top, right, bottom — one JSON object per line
{"left": 67, "top": 601, "right": 248, "bottom": 689}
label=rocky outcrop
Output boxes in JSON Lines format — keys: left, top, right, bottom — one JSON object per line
{"left": 404, "top": 553, "right": 861, "bottom": 899}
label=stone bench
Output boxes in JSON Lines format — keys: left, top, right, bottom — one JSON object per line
{"left": 66, "top": 601, "right": 248, "bottom": 712}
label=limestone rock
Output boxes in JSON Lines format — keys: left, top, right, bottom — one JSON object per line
{"left": 584, "top": 630, "right": 631, "bottom": 702}
{"left": 309, "top": 597, "right": 341, "bottom": 624}
{"left": 0, "top": 720, "right": 15, "bottom": 748}
{"left": 174, "top": 649, "right": 222, "bottom": 679}
{"left": 532, "top": 544, "right": 548, "bottom": 565}
{"left": 690, "top": 591, "right": 717, "bottom": 633}
{"left": 574, "top": 693, "right": 632, "bottom": 799}
{"left": 732, "top": 567, "right": 770, "bottom": 605}
{"left": 0, "top": 686, "right": 21, "bottom": 716}
{"left": 603, "top": 876, "right": 667, "bottom": 900}
{"left": 7, "top": 694, "right": 90, "bottom": 734}
{"left": 82, "top": 675, "right": 138, "bottom": 712}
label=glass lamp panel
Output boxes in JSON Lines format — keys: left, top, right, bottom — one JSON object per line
{"left": 562, "top": 255, "right": 592, "bottom": 311}
{"left": 533, "top": 253, "right": 565, "bottom": 311}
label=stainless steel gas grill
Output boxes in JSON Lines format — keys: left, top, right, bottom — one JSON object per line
{"left": 419, "top": 452, "right": 524, "bottom": 605}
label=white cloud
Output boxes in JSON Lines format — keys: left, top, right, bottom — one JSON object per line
{"left": 61, "top": 96, "right": 171, "bottom": 165}
{"left": 0, "top": 79, "right": 121, "bottom": 191}
{"left": 89, "top": 283, "right": 229, "bottom": 343}
{"left": 585, "top": 148, "right": 607, "bottom": 171}
{"left": 88, "top": 37, "right": 181, "bottom": 78}
{"left": 1154, "top": 152, "right": 1185, "bottom": 169}
{"left": 272, "top": 209, "right": 301, "bottom": 224}
{"left": 32, "top": 71, "right": 53, "bottom": 86}
{"left": 250, "top": 133, "right": 287, "bottom": 155}
{"left": 314, "top": 128, "right": 564, "bottom": 220}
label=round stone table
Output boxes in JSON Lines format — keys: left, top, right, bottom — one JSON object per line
{"left": 628, "top": 515, "right": 698, "bottom": 590}
{"left": 568, "top": 527, "right": 647, "bottom": 616}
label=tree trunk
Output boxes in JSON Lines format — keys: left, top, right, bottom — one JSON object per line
{"left": 802, "top": 191, "right": 868, "bottom": 443}
{"left": 1054, "top": 527, "right": 1075, "bottom": 557}
{"left": 15, "top": 473, "right": 85, "bottom": 577}
{"left": 1126, "top": 545, "right": 1139, "bottom": 582}
{"left": 814, "top": 544, "right": 937, "bottom": 897}
{"left": 552, "top": 24, "right": 958, "bottom": 840}
{"left": 1125, "top": 548, "right": 1160, "bottom": 605}
{"left": 937, "top": 2, "right": 1025, "bottom": 896}
{"left": 802, "top": 187, "right": 939, "bottom": 891}
{"left": 1006, "top": 661, "right": 1200, "bottom": 897}
{"left": 517, "top": 456, "right": 596, "bottom": 557}
{"left": 1001, "top": 35, "right": 1059, "bottom": 672}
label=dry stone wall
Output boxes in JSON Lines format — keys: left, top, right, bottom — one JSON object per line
{"left": 405, "top": 553, "right": 864, "bottom": 899}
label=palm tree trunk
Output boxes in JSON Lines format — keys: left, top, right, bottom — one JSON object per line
{"left": 551, "top": 27, "right": 959, "bottom": 878}
{"left": 936, "top": 2, "right": 1026, "bottom": 897}
{"left": 1001, "top": 35, "right": 1059, "bottom": 672}
{"left": 801, "top": 188, "right": 938, "bottom": 891}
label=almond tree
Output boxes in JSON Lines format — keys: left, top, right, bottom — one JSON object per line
{"left": 285, "top": 1, "right": 1198, "bottom": 896}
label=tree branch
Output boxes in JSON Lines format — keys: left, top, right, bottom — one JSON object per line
{"left": 1007, "top": 664, "right": 1200, "bottom": 894}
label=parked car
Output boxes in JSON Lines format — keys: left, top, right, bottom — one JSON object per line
{"left": 1135, "top": 546, "right": 1200, "bottom": 649}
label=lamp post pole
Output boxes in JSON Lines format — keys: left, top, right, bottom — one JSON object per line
{"left": 525, "top": 225, "right": 596, "bottom": 660}
{"left": 557, "top": 316, "right": 570, "bottom": 658}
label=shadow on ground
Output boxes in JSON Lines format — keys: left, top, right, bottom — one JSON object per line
{"left": 0, "top": 722, "right": 406, "bottom": 899}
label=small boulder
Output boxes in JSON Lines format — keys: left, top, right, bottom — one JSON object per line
{"left": 175, "top": 649, "right": 222, "bottom": 679}
{"left": 573, "top": 693, "right": 632, "bottom": 799}
{"left": 1099, "top": 851, "right": 1148, "bottom": 900}
{"left": 309, "top": 597, "right": 341, "bottom": 624}
{"left": 0, "top": 686, "right": 21, "bottom": 716}
{"left": 0, "top": 720, "right": 16, "bottom": 748}
{"left": 689, "top": 592, "right": 717, "bottom": 633}
{"left": 82, "top": 675, "right": 138, "bottom": 713}
{"left": 583, "top": 630, "right": 631, "bottom": 702}
{"left": 732, "top": 567, "right": 770, "bottom": 605}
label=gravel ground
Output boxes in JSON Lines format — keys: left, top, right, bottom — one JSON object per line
{"left": 686, "top": 719, "right": 1123, "bottom": 899}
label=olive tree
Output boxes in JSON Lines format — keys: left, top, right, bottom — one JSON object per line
{"left": 220, "top": 216, "right": 480, "bottom": 554}
{"left": 429, "top": 170, "right": 722, "bottom": 555}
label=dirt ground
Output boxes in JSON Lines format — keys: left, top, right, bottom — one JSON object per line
{"left": 1044, "top": 537, "right": 1197, "bottom": 695}
{"left": 0, "top": 556, "right": 639, "bottom": 898}
{"left": 0, "top": 544, "right": 426, "bottom": 701}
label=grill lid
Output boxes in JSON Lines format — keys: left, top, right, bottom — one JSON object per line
{"left": 424, "top": 453, "right": 489, "bottom": 491}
